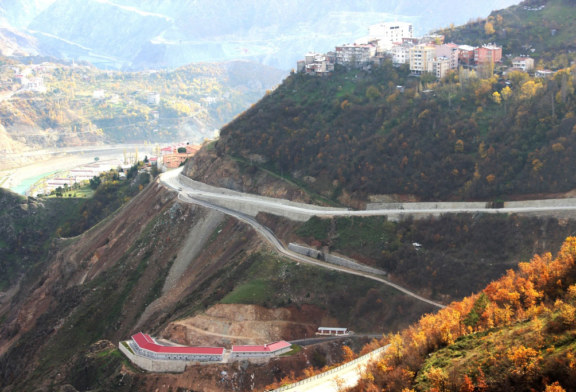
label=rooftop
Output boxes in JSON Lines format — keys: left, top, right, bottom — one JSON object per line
{"left": 231, "top": 341, "right": 291, "bottom": 353}
{"left": 132, "top": 333, "right": 224, "bottom": 355}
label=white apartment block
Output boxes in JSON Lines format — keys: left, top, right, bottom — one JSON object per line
{"left": 433, "top": 57, "right": 452, "bottom": 79}
{"left": 335, "top": 44, "right": 376, "bottom": 67}
{"left": 512, "top": 57, "right": 535, "bottom": 72}
{"left": 369, "top": 22, "right": 413, "bottom": 51}
{"left": 389, "top": 43, "right": 413, "bottom": 65}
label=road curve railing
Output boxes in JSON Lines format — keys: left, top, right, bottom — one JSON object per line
{"left": 269, "top": 345, "right": 389, "bottom": 392}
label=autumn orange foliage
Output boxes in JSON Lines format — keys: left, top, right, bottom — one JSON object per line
{"left": 355, "top": 237, "right": 576, "bottom": 391}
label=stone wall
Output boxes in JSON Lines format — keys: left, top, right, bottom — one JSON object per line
{"left": 366, "top": 201, "right": 489, "bottom": 210}
{"left": 288, "top": 243, "right": 386, "bottom": 275}
{"left": 178, "top": 174, "right": 344, "bottom": 222}
{"left": 119, "top": 342, "right": 187, "bottom": 373}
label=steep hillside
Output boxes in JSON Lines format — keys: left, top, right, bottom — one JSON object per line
{"left": 0, "top": 177, "right": 436, "bottom": 391}
{"left": 202, "top": 53, "right": 576, "bottom": 203}
{"left": 0, "top": 188, "right": 83, "bottom": 290}
{"left": 351, "top": 236, "right": 576, "bottom": 392}
{"left": 280, "top": 213, "right": 576, "bottom": 301}
{"left": 439, "top": 0, "right": 576, "bottom": 68}
{"left": 0, "top": 28, "right": 38, "bottom": 57}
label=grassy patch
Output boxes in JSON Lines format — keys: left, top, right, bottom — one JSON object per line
{"left": 214, "top": 252, "right": 420, "bottom": 332}
{"left": 281, "top": 345, "right": 303, "bottom": 356}
{"left": 46, "top": 183, "right": 95, "bottom": 199}
{"left": 95, "top": 348, "right": 123, "bottom": 359}
{"left": 220, "top": 279, "right": 274, "bottom": 304}
{"left": 121, "top": 341, "right": 134, "bottom": 354}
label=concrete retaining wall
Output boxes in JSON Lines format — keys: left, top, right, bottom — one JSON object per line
{"left": 504, "top": 198, "right": 576, "bottom": 208}
{"left": 368, "top": 198, "right": 576, "bottom": 211}
{"left": 119, "top": 342, "right": 187, "bottom": 373}
{"left": 367, "top": 201, "right": 488, "bottom": 210}
{"left": 178, "top": 174, "right": 344, "bottom": 222}
{"left": 288, "top": 243, "right": 386, "bottom": 275}
{"left": 272, "top": 345, "right": 388, "bottom": 392}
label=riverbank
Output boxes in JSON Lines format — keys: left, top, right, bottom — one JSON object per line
{"left": 0, "top": 148, "right": 154, "bottom": 195}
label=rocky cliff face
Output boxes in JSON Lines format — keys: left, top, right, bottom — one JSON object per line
{"left": 183, "top": 147, "right": 319, "bottom": 204}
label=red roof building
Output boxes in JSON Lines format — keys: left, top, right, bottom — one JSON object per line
{"left": 474, "top": 45, "right": 502, "bottom": 65}
{"left": 231, "top": 341, "right": 291, "bottom": 358}
{"left": 131, "top": 333, "right": 224, "bottom": 362}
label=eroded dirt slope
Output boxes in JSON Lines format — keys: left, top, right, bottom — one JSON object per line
{"left": 163, "top": 303, "right": 333, "bottom": 346}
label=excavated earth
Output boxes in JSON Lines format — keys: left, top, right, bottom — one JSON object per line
{"left": 164, "top": 303, "right": 334, "bottom": 347}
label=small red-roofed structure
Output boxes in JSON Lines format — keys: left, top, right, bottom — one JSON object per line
{"left": 231, "top": 341, "right": 291, "bottom": 359}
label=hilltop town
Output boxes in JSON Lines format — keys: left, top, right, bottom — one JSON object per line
{"left": 297, "top": 21, "right": 546, "bottom": 79}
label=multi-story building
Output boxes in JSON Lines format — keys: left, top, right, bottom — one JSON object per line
{"left": 512, "top": 56, "right": 535, "bottom": 72}
{"left": 389, "top": 42, "right": 413, "bottom": 65}
{"left": 433, "top": 57, "right": 452, "bottom": 79}
{"left": 130, "top": 333, "right": 224, "bottom": 362}
{"left": 409, "top": 44, "right": 436, "bottom": 74}
{"left": 474, "top": 45, "right": 502, "bottom": 64}
{"left": 230, "top": 341, "right": 292, "bottom": 359}
{"left": 368, "top": 22, "right": 413, "bottom": 51}
{"left": 161, "top": 143, "right": 200, "bottom": 168}
{"left": 435, "top": 43, "right": 460, "bottom": 70}
{"left": 335, "top": 44, "right": 376, "bottom": 67}
{"left": 299, "top": 52, "right": 335, "bottom": 75}
{"left": 147, "top": 92, "right": 160, "bottom": 105}
{"left": 458, "top": 45, "right": 476, "bottom": 67}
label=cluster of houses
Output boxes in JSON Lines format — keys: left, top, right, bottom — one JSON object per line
{"left": 297, "top": 21, "right": 545, "bottom": 79}
{"left": 159, "top": 142, "right": 200, "bottom": 168}
{"left": 4, "top": 63, "right": 52, "bottom": 93}
{"left": 33, "top": 159, "right": 130, "bottom": 196}
{"left": 127, "top": 332, "right": 292, "bottom": 363}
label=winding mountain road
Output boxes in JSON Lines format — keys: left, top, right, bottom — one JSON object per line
{"left": 159, "top": 167, "right": 576, "bottom": 309}
{"left": 161, "top": 168, "right": 446, "bottom": 309}
{"left": 162, "top": 168, "right": 576, "bottom": 221}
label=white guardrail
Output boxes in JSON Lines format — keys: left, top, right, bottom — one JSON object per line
{"left": 270, "top": 345, "right": 388, "bottom": 392}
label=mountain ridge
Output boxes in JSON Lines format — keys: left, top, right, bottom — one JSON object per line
{"left": 0, "top": 0, "right": 520, "bottom": 70}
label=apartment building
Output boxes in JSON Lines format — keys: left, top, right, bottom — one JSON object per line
{"left": 368, "top": 22, "right": 413, "bottom": 51}
{"left": 335, "top": 44, "right": 377, "bottom": 67}
{"left": 474, "top": 45, "right": 502, "bottom": 64}
{"left": 409, "top": 44, "right": 436, "bottom": 74}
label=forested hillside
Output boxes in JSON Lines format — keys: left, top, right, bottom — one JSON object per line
{"left": 439, "top": 0, "right": 576, "bottom": 69}
{"left": 215, "top": 61, "right": 576, "bottom": 202}
{"left": 349, "top": 236, "right": 576, "bottom": 391}
{"left": 206, "top": 0, "right": 576, "bottom": 203}
{"left": 0, "top": 163, "right": 151, "bottom": 290}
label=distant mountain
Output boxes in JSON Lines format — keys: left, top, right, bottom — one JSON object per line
{"left": 0, "top": 27, "right": 38, "bottom": 57}
{"left": 0, "top": 57, "right": 285, "bottom": 160}
{"left": 0, "top": 0, "right": 520, "bottom": 70}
